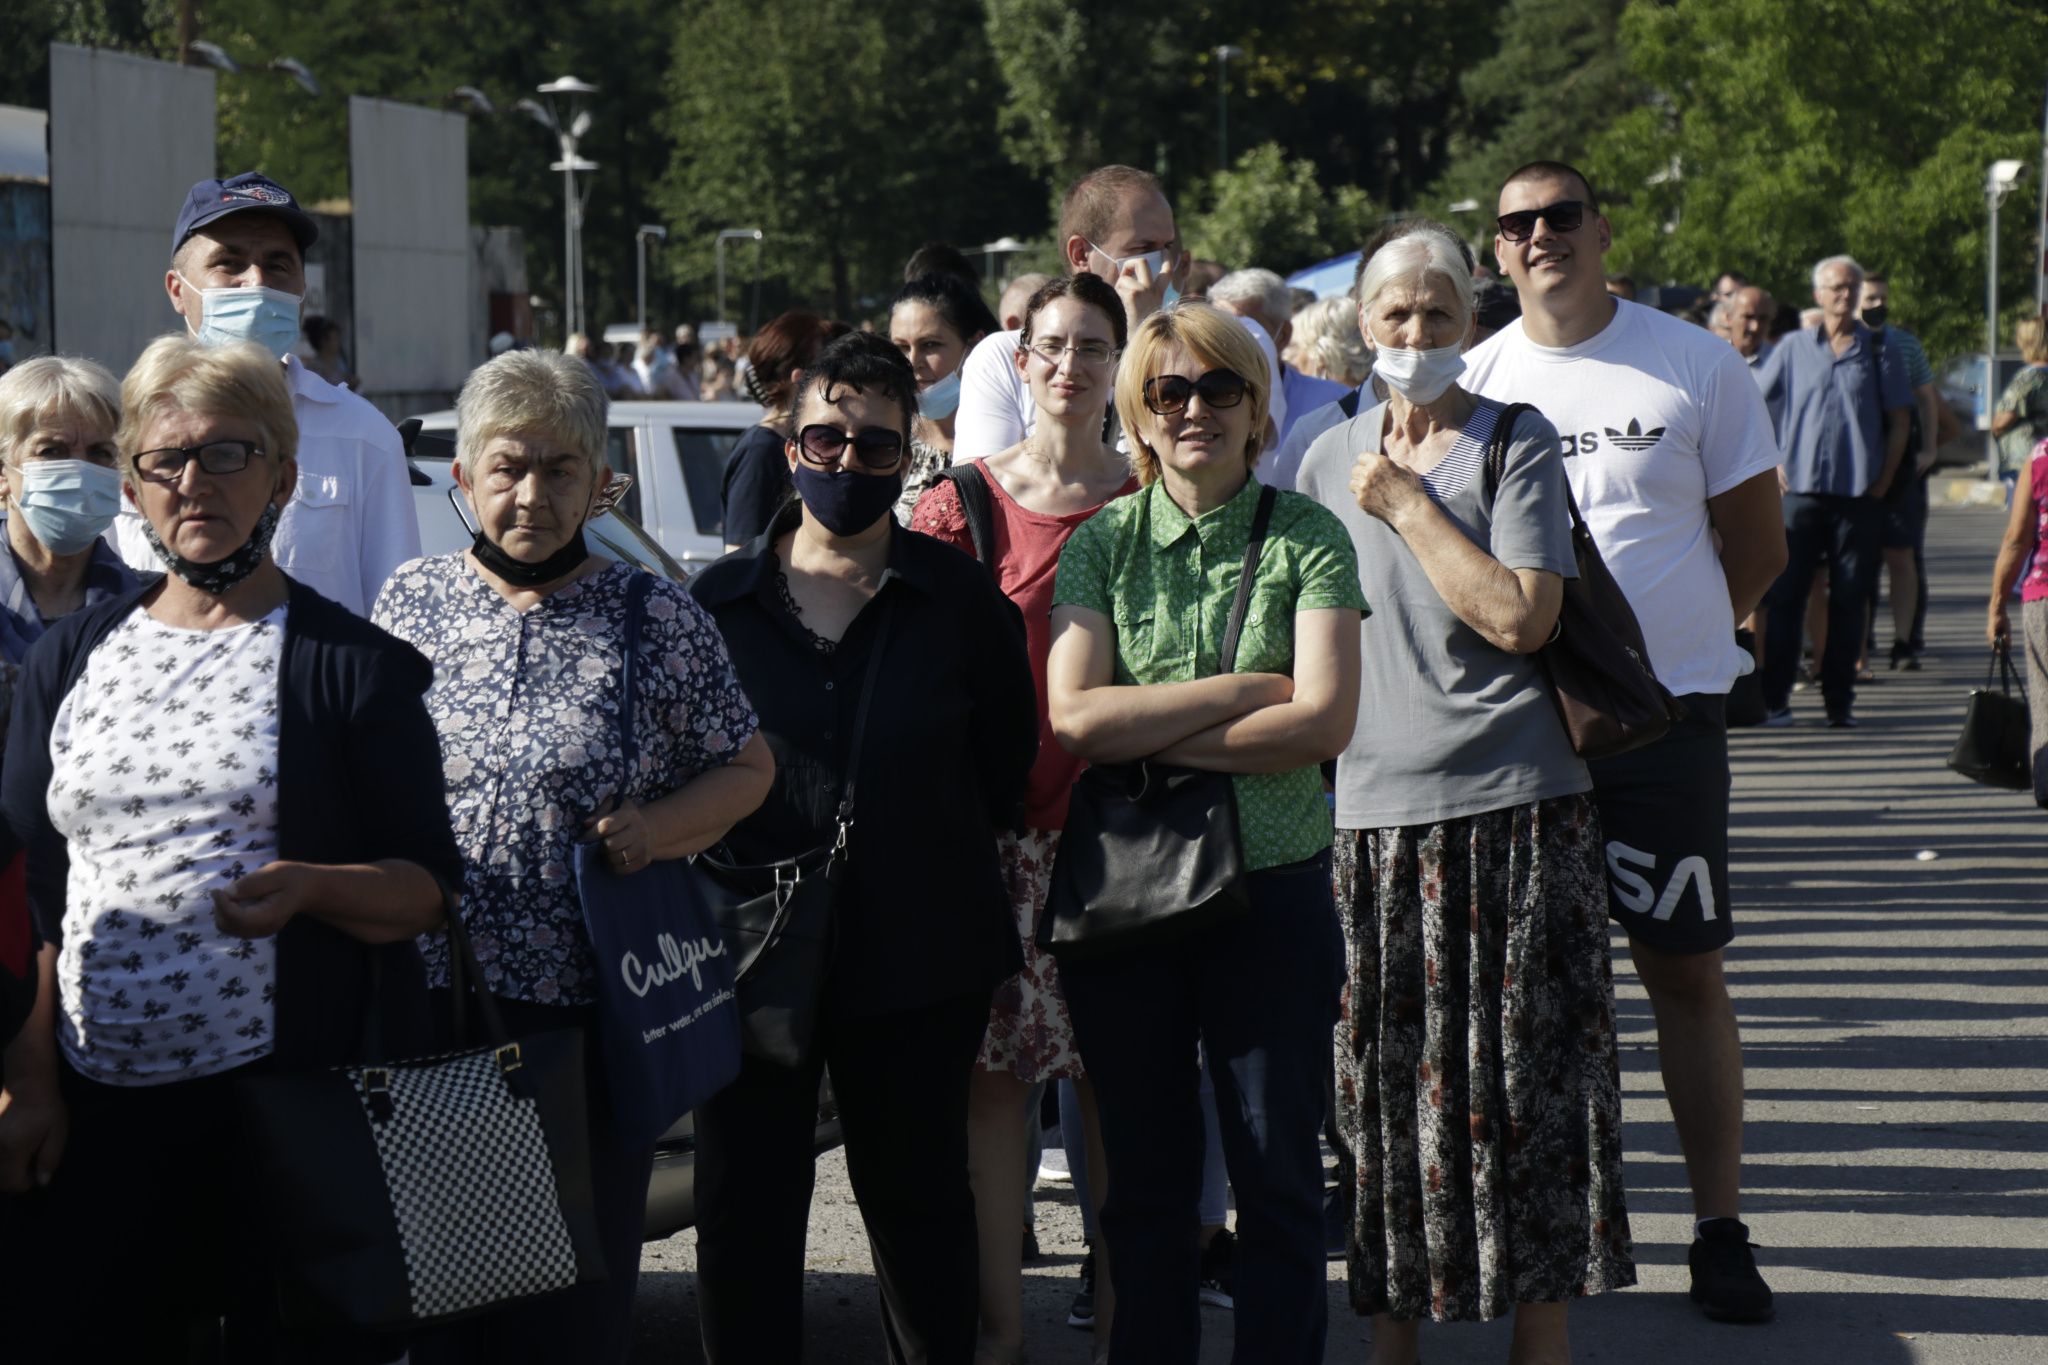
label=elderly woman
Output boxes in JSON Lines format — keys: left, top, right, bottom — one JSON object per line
{"left": 688, "top": 331, "right": 1036, "bottom": 1365}
{"left": 1285, "top": 295, "right": 1371, "bottom": 388}
{"left": 372, "top": 348, "right": 772, "bottom": 1365}
{"left": 889, "top": 270, "right": 999, "bottom": 523}
{"left": 1296, "top": 227, "right": 1633, "bottom": 1364}
{"left": 0, "top": 335, "right": 462, "bottom": 1358}
{"left": 1046, "top": 302, "right": 1364, "bottom": 1364}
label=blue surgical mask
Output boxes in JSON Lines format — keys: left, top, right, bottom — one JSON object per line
{"left": 178, "top": 273, "right": 303, "bottom": 358}
{"left": 15, "top": 459, "right": 124, "bottom": 555}
{"left": 918, "top": 370, "right": 962, "bottom": 420}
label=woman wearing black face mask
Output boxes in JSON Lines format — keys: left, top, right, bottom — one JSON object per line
{"left": 688, "top": 331, "right": 1038, "bottom": 1365}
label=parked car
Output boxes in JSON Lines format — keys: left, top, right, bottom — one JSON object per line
{"left": 408, "top": 400, "right": 765, "bottom": 567}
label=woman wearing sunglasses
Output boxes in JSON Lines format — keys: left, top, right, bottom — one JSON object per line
{"left": 911, "top": 273, "right": 1134, "bottom": 1362}
{"left": 1045, "top": 302, "right": 1364, "bottom": 1364}
{"left": 1296, "top": 226, "right": 1634, "bottom": 1365}
{"left": 688, "top": 331, "right": 1038, "bottom": 1365}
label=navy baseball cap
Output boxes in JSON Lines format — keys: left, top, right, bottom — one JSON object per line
{"left": 171, "top": 172, "right": 319, "bottom": 258}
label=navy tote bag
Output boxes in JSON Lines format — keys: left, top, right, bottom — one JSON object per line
{"left": 575, "top": 572, "right": 743, "bottom": 1147}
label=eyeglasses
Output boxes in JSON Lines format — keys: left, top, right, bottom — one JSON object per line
{"left": 1024, "top": 338, "right": 1118, "bottom": 367}
{"left": 132, "top": 439, "right": 267, "bottom": 483}
{"left": 794, "top": 424, "right": 906, "bottom": 470}
{"left": 1495, "top": 200, "right": 1587, "bottom": 243}
{"left": 1142, "top": 369, "right": 1248, "bottom": 416}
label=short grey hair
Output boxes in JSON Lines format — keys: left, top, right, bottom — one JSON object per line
{"left": 455, "top": 348, "right": 609, "bottom": 479}
{"left": 1707, "top": 299, "right": 1732, "bottom": 331}
{"left": 1811, "top": 254, "right": 1864, "bottom": 293}
{"left": 0, "top": 355, "right": 122, "bottom": 469}
{"left": 1285, "top": 296, "right": 1370, "bottom": 386}
{"left": 1209, "top": 268, "right": 1293, "bottom": 331}
{"left": 1355, "top": 230, "right": 1476, "bottom": 333}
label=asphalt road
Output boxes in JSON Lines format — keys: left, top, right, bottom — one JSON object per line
{"left": 629, "top": 501, "right": 2048, "bottom": 1364}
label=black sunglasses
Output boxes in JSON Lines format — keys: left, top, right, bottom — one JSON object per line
{"left": 794, "top": 424, "right": 906, "bottom": 470}
{"left": 132, "top": 439, "right": 267, "bottom": 484}
{"left": 1495, "top": 199, "right": 1587, "bottom": 243}
{"left": 1142, "top": 369, "right": 1248, "bottom": 416}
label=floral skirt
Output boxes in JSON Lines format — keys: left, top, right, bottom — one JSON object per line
{"left": 1333, "top": 793, "right": 1635, "bottom": 1323}
{"left": 976, "top": 827, "right": 1084, "bottom": 1083}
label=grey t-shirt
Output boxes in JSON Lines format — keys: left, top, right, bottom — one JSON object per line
{"left": 1297, "top": 397, "right": 1588, "bottom": 829}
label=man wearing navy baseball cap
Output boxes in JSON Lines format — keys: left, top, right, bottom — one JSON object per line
{"left": 113, "top": 171, "right": 420, "bottom": 616}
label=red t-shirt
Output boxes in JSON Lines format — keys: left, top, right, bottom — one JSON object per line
{"left": 912, "top": 468, "right": 1138, "bottom": 830}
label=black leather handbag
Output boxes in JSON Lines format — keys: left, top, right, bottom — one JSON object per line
{"left": 1037, "top": 485, "right": 1276, "bottom": 961}
{"left": 691, "top": 598, "right": 896, "bottom": 1066}
{"left": 1948, "top": 642, "right": 2033, "bottom": 793}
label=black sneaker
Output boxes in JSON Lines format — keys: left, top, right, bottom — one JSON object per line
{"left": 1826, "top": 710, "right": 1859, "bottom": 729}
{"left": 1066, "top": 1245, "right": 1095, "bottom": 1330}
{"left": 1198, "top": 1227, "right": 1237, "bottom": 1309}
{"left": 1688, "top": 1219, "right": 1774, "bottom": 1322}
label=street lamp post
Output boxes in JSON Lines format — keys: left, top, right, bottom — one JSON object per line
{"left": 1987, "top": 159, "right": 2028, "bottom": 476}
{"left": 635, "top": 225, "right": 667, "bottom": 337}
{"left": 529, "top": 76, "right": 599, "bottom": 344}
{"left": 1213, "top": 45, "right": 1243, "bottom": 171}
{"left": 715, "top": 229, "right": 764, "bottom": 324}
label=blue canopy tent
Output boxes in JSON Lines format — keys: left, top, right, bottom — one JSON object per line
{"left": 1285, "top": 251, "right": 1360, "bottom": 301}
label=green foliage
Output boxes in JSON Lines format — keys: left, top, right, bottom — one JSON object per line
{"left": 1182, "top": 143, "right": 1381, "bottom": 272}
{"left": 1587, "top": 0, "right": 2047, "bottom": 360}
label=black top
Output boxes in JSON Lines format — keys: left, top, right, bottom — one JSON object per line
{"left": 720, "top": 423, "right": 794, "bottom": 545}
{"left": 689, "top": 505, "right": 1037, "bottom": 1019}
{"left": 1, "top": 576, "right": 465, "bottom": 1071}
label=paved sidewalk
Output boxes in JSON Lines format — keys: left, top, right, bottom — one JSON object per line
{"left": 632, "top": 503, "right": 2048, "bottom": 1363}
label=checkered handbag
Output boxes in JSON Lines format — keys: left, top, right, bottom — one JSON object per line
{"left": 239, "top": 914, "right": 605, "bottom": 1330}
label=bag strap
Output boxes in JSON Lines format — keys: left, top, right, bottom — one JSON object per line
{"left": 938, "top": 463, "right": 996, "bottom": 569}
{"left": 1482, "top": 400, "right": 1592, "bottom": 544}
{"left": 832, "top": 593, "right": 898, "bottom": 845}
{"left": 1218, "top": 484, "right": 1278, "bottom": 675}
{"left": 617, "top": 572, "right": 653, "bottom": 774}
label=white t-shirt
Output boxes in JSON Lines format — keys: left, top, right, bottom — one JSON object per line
{"left": 111, "top": 356, "right": 421, "bottom": 618}
{"left": 1461, "top": 300, "right": 1780, "bottom": 696}
{"left": 950, "top": 312, "right": 1288, "bottom": 461}
{"left": 49, "top": 606, "right": 285, "bottom": 1084}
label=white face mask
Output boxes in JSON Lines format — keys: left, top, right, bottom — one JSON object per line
{"left": 1370, "top": 343, "right": 1467, "bottom": 405}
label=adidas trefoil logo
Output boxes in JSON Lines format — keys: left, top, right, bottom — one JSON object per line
{"left": 1605, "top": 418, "right": 1666, "bottom": 452}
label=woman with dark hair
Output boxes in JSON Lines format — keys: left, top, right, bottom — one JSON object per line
{"left": 911, "top": 273, "right": 1131, "bottom": 1361}
{"left": 719, "top": 310, "right": 851, "bottom": 548}
{"left": 689, "top": 331, "right": 1037, "bottom": 1364}
{"left": 889, "top": 272, "right": 999, "bottom": 523}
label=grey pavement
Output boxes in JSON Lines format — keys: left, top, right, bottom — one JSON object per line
{"left": 631, "top": 502, "right": 2047, "bottom": 1364}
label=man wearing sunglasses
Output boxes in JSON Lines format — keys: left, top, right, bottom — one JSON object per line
{"left": 953, "top": 165, "right": 1285, "bottom": 460}
{"left": 1461, "top": 160, "right": 1787, "bottom": 1326}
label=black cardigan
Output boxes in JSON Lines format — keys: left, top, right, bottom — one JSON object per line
{"left": 1, "top": 576, "right": 465, "bottom": 1071}
{"left": 689, "top": 508, "right": 1038, "bottom": 1020}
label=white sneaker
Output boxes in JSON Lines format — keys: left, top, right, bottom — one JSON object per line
{"left": 1036, "top": 1150, "right": 1072, "bottom": 1184}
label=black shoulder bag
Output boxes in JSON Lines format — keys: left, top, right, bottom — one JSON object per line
{"left": 1483, "top": 402, "right": 1687, "bottom": 759}
{"left": 1948, "top": 641, "right": 2034, "bottom": 794}
{"left": 1036, "top": 484, "right": 1276, "bottom": 960}
{"left": 938, "top": 461, "right": 997, "bottom": 567}
{"left": 690, "top": 597, "right": 897, "bottom": 1066}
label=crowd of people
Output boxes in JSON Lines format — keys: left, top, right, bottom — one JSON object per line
{"left": 0, "top": 146, "right": 2038, "bottom": 1365}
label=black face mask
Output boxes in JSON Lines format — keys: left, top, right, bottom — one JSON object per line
{"left": 139, "top": 500, "right": 281, "bottom": 594}
{"left": 471, "top": 527, "right": 590, "bottom": 587}
{"left": 1861, "top": 305, "right": 1888, "bottom": 331}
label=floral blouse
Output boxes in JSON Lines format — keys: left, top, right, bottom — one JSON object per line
{"left": 373, "top": 556, "right": 759, "bottom": 1005}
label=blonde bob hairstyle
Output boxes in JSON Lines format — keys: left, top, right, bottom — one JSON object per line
{"left": 455, "top": 347, "right": 608, "bottom": 480}
{"left": 116, "top": 336, "right": 297, "bottom": 481}
{"left": 2018, "top": 315, "right": 2048, "bottom": 366}
{"left": 1114, "top": 302, "right": 1272, "bottom": 487}
{"left": 0, "top": 355, "right": 122, "bottom": 469}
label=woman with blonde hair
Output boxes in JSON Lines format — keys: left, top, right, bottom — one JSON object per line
{"left": 1046, "top": 301, "right": 1364, "bottom": 1362}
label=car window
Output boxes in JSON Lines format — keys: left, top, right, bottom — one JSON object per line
{"left": 673, "top": 427, "right": 745, "bottom": 537}
{"left": 606, "top": 427, "right": 643, "bottom": 522}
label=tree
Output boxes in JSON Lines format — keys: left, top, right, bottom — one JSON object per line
{"left": 1588, "top": 0, "right": 2046, "bottom": 360}
{"left": 1181, "top": 143, "right": 1381, "bottom": 273}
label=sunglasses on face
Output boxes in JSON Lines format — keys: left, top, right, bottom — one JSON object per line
{"left": 794, "top": 424, "right": 905, "bottom": 470}
{"left": 1495, "top": 199, "right": 1587, "bottom": 243}
{"left": 132, "top": 439, "right": 267, "bottom": 483}
{"left": 1142, "top": 369, "right": 1248, "bottom": 416}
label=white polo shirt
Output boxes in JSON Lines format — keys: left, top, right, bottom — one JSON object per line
{"left": 113, "top": 355, "right": 421, "bottom": 616}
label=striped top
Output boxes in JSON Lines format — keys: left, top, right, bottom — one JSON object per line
{"left": 1418, "top": 400, "right": 1498, "bottom": 501}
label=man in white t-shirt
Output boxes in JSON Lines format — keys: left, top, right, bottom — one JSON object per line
{"left": 952, "top": 166, "right": 1283, "bottom": 459}
{"left": 126, "top": 173, "right": 420, "bottom": 617}
{"left": 1461, "top": 160, "right": 1787, "bottom": 1325}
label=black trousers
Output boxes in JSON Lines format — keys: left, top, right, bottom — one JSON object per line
{"left": 410, "top": 996, "right": 655, "bottom": 1365}
{"left": 1762, "top": 492, "right": 1884, "bottom": 716}
{"left": 692, "top": 990, "right": 992, "bottom": 1365}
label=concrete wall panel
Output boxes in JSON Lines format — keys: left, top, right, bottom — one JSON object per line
{"left": 349, "top": 97, "right": 469, "bottom": 399}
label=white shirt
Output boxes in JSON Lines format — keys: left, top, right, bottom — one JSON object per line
{"left": 50, "top": 606, "right": 285, "bottom": 1084}
{"left": 111, "top": 356, "right": 421, "bottom": 617}
{"left": 1461, "top": 300, "right": 1780, "bottom": 696}
{"left": 951, "top": 311, "right": 1288, "bottom": 461}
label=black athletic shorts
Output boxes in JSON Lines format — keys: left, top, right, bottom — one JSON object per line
{"left": 1584, "top": 692, "right": 1734, "bottom": 954}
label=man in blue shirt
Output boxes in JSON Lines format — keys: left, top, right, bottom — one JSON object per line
{"left": 1755, "top": 254, "right": 1912, "bottom": 726}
